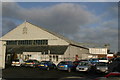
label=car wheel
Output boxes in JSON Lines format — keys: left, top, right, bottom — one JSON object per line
{"left": 53, "top": 66, "right": 56, "bottom": 69}
{"left": 33, "top": 66, "right": 36, "bottom": 68}
{"left": 68, "top": 68, "right": 71, "bottom": 72}
{"left": 47, "top": 67, "right": 50, "bottom": 70}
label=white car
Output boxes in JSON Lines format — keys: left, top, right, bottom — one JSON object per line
{"left": 76, "top": 61, "right": 92, "bottom": 72}
{"left": 11, "top": 59, "right": 24, "bottom": 66}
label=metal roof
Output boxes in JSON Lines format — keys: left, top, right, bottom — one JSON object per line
{"left": 24, "top": 21, "right": 88, "bottom": 49}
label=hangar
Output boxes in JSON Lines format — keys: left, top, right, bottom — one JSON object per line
{"left": 0, "top": 21, "right": 90, "bottom": 69}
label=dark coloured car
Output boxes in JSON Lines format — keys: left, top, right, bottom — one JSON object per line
{"left": 22, "top": 59, "right": 40, "bottom": 68}
{"left": 89, "top": 58, "right": 99, "bottom": 63}
{"left": 94, "top": 72, "right": 120, "bottom": 80}
{"left": 57, "top": 61, "right": 75, "bottom": 72}
{"left": 38, "top": 61, "right": 56, "bottom": 70}
{"left": 108, "top": 57, "right": 120, "bottom": 72}
{"left": 89, "top": 58, "right": 108, "bottom": 63}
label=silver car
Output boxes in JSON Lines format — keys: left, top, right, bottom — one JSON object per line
{"left": 76, "top": 61, "right": 92, "bottom": 72}
{"left": 96, "top": 62, "right": 108, "bottom": 73}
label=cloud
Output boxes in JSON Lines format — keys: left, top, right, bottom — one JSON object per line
{"left": 2, "top": 2, "right": 98, "bottom": 35}
{"left": 72, "top": 19, "right": 118, "bottom": 51}
{"left": 99, "top": 2, "right": 118, "bottom": 19}
{"left": 2, "top": 2, "right": 118, "bottom": 52}
{"left": 2, "top": 18, "right": 17, "bottom": 36}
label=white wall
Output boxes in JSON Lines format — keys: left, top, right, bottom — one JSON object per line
{"left": 89, "top": 48, "right": 107, "bottom": 54}
{"left": 0, "top": 41, "right": 6, "bottom": 69}
{"left": 2, "top": 22, "right": 69, "bottom": 46}
{"left": 0, "top": 41, "right": 2, "bottom": 68}
{"left": 64, "top": 45, "right": 89, "bottom": 61}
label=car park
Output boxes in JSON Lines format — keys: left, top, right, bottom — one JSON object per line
{"left": 22, "top": 59, "right": 40, "bottom": 68}
{"left": 95, "top": 62, "right": 108, "bottom": 73}
{"left": 57, "top": 61, "right": 74, "bottom": 72}
{"left": 38, "top": 61, "right": 56, "bottom": 70}
{"left": 94, "top": 72, "right": 120, "bottom": 80}
{"left": 76, "top": 61, "right": 92, "bottom": 72}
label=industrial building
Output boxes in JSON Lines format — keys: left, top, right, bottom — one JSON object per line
{"left": 0, "top": 21, "right": 92, "bottom": 69}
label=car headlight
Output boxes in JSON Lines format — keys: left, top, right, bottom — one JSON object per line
{"left": 64, "top": 65, "right": 68, "bottom": 67}
{"left": 97, "top": 68, "right": 100, "bottom": 69}
{"left": 84, "top": 67, "right": 88, "bottom": 70}
{"left": 45, "top": 65, "right": 48, "bottom": 67}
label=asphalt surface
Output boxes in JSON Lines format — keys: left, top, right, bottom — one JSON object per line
{"left": 2, "top": 66, "right": 106, "bottom": 80}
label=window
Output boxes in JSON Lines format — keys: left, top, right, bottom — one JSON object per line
{"left": 6, "top": 41, "right": 17, "bottom": 45}
{"left": 7, "top": 40, "right": 48, "bottom": 45}
{"left": 53, "top": 55, "right": 55, "bottom": 60}
{"left": 33, "top": 40, "right": 48, "bottom": 45}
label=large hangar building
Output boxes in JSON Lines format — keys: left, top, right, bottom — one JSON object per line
{"left": 0, "top": 21, "right": 90, "bottom": 69}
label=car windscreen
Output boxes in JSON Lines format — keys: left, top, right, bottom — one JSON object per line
{"left": 73, "top": 61, "right": 80, "bottom": 64}
{"left": 25, "top": 60, "right": 34, "bottom": 63}
{"left": 79, "top": 62, "right": 89, "bottom": 66}
{"left": 40, "top": 61, "right": 50, "bottom": 64}
{"left": 91, "top": 59, "right": 98, "bottom": 61}
{"left": 96, "top": 62, "right": 108, "bottom": 66}
{"left": 98, "top": 58, "right": 107, "bottom": 60}
{"left": 59, "top": 62, "right": 70, "bottom": 65}
{"left": 12, "top": 60, "right": 19, "bottom": 62}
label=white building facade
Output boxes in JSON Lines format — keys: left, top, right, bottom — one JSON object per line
{"left": 0, "top": 22, "right": 90, "bottom": 68}
{"left": 89, "top": 48, "right": 108, "bottom": 58}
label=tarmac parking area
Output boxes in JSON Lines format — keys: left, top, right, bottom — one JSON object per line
{"left": 2, "top": 67, "right": 105, "bottom": 80}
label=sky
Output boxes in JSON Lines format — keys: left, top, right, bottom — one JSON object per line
{"left": 2, "top": 2, "right": 118, "bottom": 52}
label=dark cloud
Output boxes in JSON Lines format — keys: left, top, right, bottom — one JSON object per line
{"left": 2, "top": 2, "right": 118, "bottom": 52}
{"left": 72, "top": 19, "right": 118, "bottom": 51}
{"left": 2, "top": 2, "right": 97, "bottom": 34}
{"left": 2, "top": 18, "right": 17, "bottom": 36}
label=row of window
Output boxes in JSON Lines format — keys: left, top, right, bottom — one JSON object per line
{"left": 6, "top": 40, "right": 48, "bottom": 45}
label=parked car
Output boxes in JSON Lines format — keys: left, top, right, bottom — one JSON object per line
{"left": 57, "top": 61, "right": 74, "bottom": 72}
{"left": 108, "top": 57, "right": 120, "bottom": 72}
{"left": 94, "top": 72, "right": 120, "bottom": 80}
{"left": 22, "top": 59, "right": 40, "bottom": 68}
{"left": 11, "top": 59, "right": 21, "bottom": 66}
{"left": 76, "top": 61, "right": 92, "bottom": 72}
{"left": 89, "top": 58, "right": 108, "bottom": 63}
{"left": 89, "top": 58, "right": 99, "bottom": 63}
{"left": 38, "top": 61, "right": 56, "bottom": 70}
{"left": 73, "top": 59, "right": 89, "bottom": 68}
{"left": 95, "top": 62, "right": 108, "bottom": 73}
